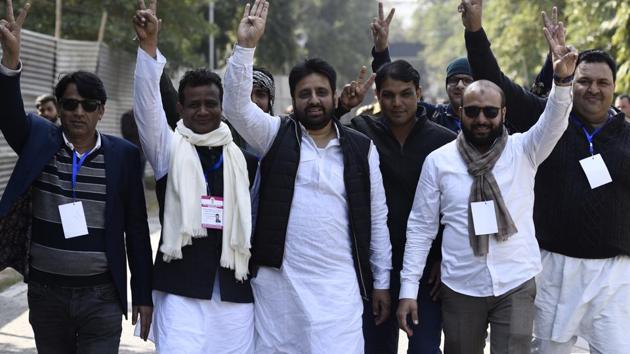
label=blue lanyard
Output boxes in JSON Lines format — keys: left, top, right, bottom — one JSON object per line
{"left": 72, "top": 151, "right": 92, "bottom": 200}
{"left": 570, "top": 115, "right": 611, "bottom": 155}
{"left": 204, "top": 153, "right": 224, "bottom": 195}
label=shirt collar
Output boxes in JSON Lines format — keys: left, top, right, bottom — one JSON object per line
{"left": 63, "top": 131, "right": 102, "bottom": 157}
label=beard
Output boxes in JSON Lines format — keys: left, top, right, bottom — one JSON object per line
{"left": 293, "top": 104, "right": 334, "bottom": 130}
{"left": 462, "top": 123, "right": 504, "bottom": 149}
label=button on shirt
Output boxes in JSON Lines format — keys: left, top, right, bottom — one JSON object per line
{"left": 400, "top": 84, "right": 573, "bottom": 299}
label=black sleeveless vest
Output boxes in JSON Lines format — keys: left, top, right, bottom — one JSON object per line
{"left": 253, "top": 116, "right": 375, "bottom": 299}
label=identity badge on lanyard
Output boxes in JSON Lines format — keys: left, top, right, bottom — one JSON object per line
{"left": 470, "top": 201, "right": 498, "bottom": 235}
{"left": 201, "top": 153, "right": 224, "bottom": 230}
{"left": 572, "top": 116, "right": 613, "bottom": 189}
{"left": 58, "top": 151, "right": 91, "bottom": 238}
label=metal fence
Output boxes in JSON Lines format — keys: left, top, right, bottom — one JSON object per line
{"left": 0, "top": 29, "right": 136, "bottom": 195}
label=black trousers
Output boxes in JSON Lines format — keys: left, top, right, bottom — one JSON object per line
{"left": 27, "top": 281, "right": 123, "bottom": 354}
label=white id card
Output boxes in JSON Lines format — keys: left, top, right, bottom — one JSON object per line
{"left": 579, "top": 154, "right": 612, "bottom": 189}
{"left": 470, "top": 201, "right": 499, "bottom": 235}
{"left": 58, "top": 202, "right": 89, "bottom": 238}
{"left": 201, "top": 196, "right": 223, "bottom": 230}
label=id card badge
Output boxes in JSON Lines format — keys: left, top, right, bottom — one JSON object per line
{"left": 579, "top": 154, "right": 612, "bottom": 189}
{"left": 58, "top": 201, "right": 89, "bottom": 238}
{"left": 470, "top": 201, "right": 499, "bottom": 235}
{"left": 201, "top": 196, "right": 224, "bottom": 230}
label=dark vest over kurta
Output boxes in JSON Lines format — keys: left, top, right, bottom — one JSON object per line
{"left": 153, "top": 146, "right": 258, "bottom": 303}
{"left": 253, "top": 116, "right": 375, "bottom": 299}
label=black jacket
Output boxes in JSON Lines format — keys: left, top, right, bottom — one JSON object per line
{"left": 349, "top": 109, "right": 455, "bottom": 275}
{"left": 466, "top": 28, "right": 630, "bottom": 258}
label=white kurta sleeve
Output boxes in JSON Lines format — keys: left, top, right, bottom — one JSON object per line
{"left": 520, "top": 83, "right": 573, "bottom": 167}
{"left": 399, "top": 154, "right": 441, "bottom": 300}
{"left": 368, "top": 142, "right": 392, "bottom": 290}
{"left": 133, "top": 47, "right": 173, "bottom": 180}
{"left": 222, "top": 45, "right": 281, "bottom": 157}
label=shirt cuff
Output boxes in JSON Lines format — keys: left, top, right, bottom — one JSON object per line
{"left": 231, "top": 45, "right": 255, "bottom": 66}
{"left": 373, "top": 272, "right": 390, "bottom": 290}
{"left": 399, "top": 281, "right": 419, "bottom": 300}
{"left": 548, "top": 83, "right": 573, "bottom": 104}
{"left": 136, "top": 47, "right": 166, "bottom": 77}
{"left": 0, "top": 61, "right": 22, "bottom": 76}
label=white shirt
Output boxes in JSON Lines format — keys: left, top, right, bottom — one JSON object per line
{"left": 133, "top": 48, "right": 256, "bottom": 352}
{"left": 223, "top": 45, "right": 391, "bottom": 353}
{"left": 132, "top": 48, "right": 171, "bottom": 180}
{"left": 400, "top": 84, "right": 573, "bottom": 299}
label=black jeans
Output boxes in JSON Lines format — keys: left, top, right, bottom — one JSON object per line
{"left": 363, "top": 264, "right": 443, "bottom": 354}
{"left": 27, "top": 281, "right": 123, "bottom": 354}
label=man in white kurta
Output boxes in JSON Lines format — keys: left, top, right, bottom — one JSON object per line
{"left": 222, "top": 2, "right": 392, "bottom": 353}
{"left": 132, "top": 3, "right": 255, "bottom": 353}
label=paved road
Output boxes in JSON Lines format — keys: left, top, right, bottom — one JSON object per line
{"left": 0, "top": 186, "right": 590, "bottom": 353}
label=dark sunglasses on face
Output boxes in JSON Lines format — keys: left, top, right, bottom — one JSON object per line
{"left": 60, "top": 98, "right": 101, "bottom": 112}
{"left": 463, "top": 106, "right": 501, "bottom": 119}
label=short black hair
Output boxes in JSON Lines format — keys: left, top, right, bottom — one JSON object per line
{"left": 617, "top": 94, "right": 630, "bottom": 101}
{"left": 375, "top": 60, "right": 420, "bottom": 92}
{"left": 289, "top": 58, "right": 336, "bottom": 99}
{"left": 577, "top": 49, "right": 617, "bottom": 82}
{"left": 35, "top": 94, "right": 57, "bottom": 108}
{"left": 177, "top": 68, "right": 223, "bottom": 104}
{"left": 55, "top": 71, "right": 107, "bottom": 104}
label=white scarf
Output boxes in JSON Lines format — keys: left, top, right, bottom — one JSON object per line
{"left": 161, "top": 120, "right": 252, "bottom": 281}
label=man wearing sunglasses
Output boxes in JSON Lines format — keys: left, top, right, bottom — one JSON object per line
{"left": 397, "top": 19, "right": 577, "bottom": 354}
{"left": 0, "top": 1, "right": 153, "bottom": 352}
{"left": 462, "top": 2, "right": 630, "bottom": 352}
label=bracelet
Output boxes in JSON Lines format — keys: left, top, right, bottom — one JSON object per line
{"left": 553, "top": 73, "right": 574, "bottom": 85}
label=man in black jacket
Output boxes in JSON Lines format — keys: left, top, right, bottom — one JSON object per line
{"left": 461, "top": 1, "right": 630, "bottom": 352}
{"left": 351, "top": 60, "right": 455, "bottom": 354}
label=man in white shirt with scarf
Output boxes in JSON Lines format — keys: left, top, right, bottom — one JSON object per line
{"left": 397, "top": 22, "right": 577, "bottom": 354}
{"left": 132, "top": 1, "right": 259, "bottom": 352}
{"left": 222, "top": 1, "right": 392, "bottom": 353}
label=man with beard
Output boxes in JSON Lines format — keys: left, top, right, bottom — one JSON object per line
{"left": 461, "top": 1, "right": 630, "bottom": 352}
{"left": 397, "top": 19, "right": 576, "bottom": 352}
{"left": 222, "top": 1, "right": 392, "bottom": 352}
{"left": 350, "top": 60, "right": 455, "bottom": 354}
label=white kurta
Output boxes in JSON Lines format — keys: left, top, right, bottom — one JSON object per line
{"left": 534, "top": 250, "right": 630, "bottom": 353}
{"left": 133, "top": 47, "right": 254, "bottom": 352}
{"left": 223, "top": 45, "right": 392, "bottom": 354}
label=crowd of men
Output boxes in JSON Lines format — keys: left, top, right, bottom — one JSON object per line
{"left": 0, "top": 0, "right": 628, "bottom": 353}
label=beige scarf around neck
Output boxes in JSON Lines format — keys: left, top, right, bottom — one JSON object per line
{"left": 456, "top": 127, "right": 518, "bottom": 256}
{"left": 161, "top": 120, "right": 252, "bottom": 281}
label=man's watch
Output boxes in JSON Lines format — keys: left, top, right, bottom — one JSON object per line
{"left": 553, "top": 73, "right": 574, "bottom": 85}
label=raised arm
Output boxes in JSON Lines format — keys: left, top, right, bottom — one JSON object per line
{"left": 132, "top": 0, "right": 172, "bottom": 179}
{"left": 0, "top": 1, "right": 32, "bottom": 153}
{"left": 370, "top": 2, "right": 395, "bottom": 72}
{"left": 223, "top": 0, "right": 281, "bottom": 156}
{"left": 521, "top": 11, "right": 576, "bottom": 166}
{"left": 460, "top": 0, "right": 546, "bottom": 132}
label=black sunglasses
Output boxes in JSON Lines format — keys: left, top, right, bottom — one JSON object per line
{"left": 60, "top": 98, "right": 101, "bottom": 113}
{"left": 463, "top": 106, "right": 501, "bottom": 119}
